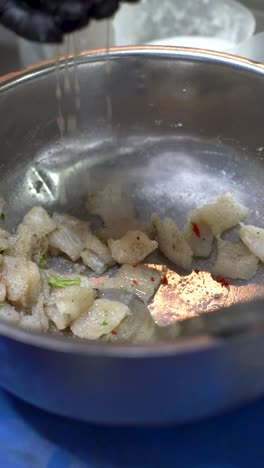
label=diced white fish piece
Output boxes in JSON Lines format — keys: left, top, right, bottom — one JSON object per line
{"left": 8, "top": 207, "right": 56, "bottom": 260}
{"left": 0, "top": 280, "right": 6, "bottom": 303}
{"left": 0, "top": 304, "right": 20, "bottom": 325}
{"left": 49, "top": 213, "right": 90, "bottom": 261}
{"left": 213, "top": 238, "right": 259, "bottom": 280}
{"left": 183, "top": 212, "right": 214, "bottom": 258}
{"left": 240, "top": 225, "right": 264, "bottom": 263}
{"left": 108, "top": 231, "right": 158, "bottom": 265}
{"left": 86, "top": 185, "right": 147, "bottom": 241}
{"left": 8, "top": 224, "right": 49, "bottom": 260}
{"left": 152, "top": 214, "right": 193, "bottom": 270}
{"left": 0, "top": 228, "right": 10, "bottom": 252}
{"left": 22, "top": 206, "right": 56, "bottom": 236}
{"left": 20, "top": 314, "right": 43, "bottom": 332}
{"left": 86, "top": 185, "right": 135, "bottom": 225}
{"left": 80, "top": 233, "right": 115, "bottom": 273}
{"left": 85, "top": 233, "right": 114, "bottom": 264}
{"left": 100, "top": 264, "right": 161, "bottom": 302}
{"left": 32, "top": 294, "right": 49, "bottom": 331}
{"left": 3, "top": 256, "right": 41, "bottom": 308}
{"left": 40, "top": 271, "right": 50, "bottom": 304}
{"left": 71, "top": 298, "right": 129, "bottom": 340}
{"left": 105, "top": 297, "right": 156, "bottom": 343}
{"left": 8, "top": 225, "right": 33, "bottom": 259}
{"left": 195, "top": 192, "right": 249, "bottom": 236}
{"left": 46, "top": 286, "right": 96, "bottom": 330}
{"left": 111, "top": 313, "right": 156, "bottom": 343}
{"left": 20, "top": 294, "right": 49, "bottom": 332}
{"left": 81, "top": 250, "right": 109, "bottom": 274}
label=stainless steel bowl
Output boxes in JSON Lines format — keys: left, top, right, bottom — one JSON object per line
{"left": 0, "top": 47, "right": 264, "bottom": 425}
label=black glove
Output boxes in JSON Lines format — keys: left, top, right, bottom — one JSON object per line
{"left": 0, "top": 0, "right": 139, "bottom": 43}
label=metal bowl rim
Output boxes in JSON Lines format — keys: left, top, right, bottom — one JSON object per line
{"left": 0, "top": 45, "right": 263, "bottom": 357}
{"left": 1, "top": 45, "right": 264, "bottom": 90}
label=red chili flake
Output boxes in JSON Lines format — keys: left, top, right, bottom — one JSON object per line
{"left": 133, "top": 279, "right": 138, "bottom": 286}
{"left": 0, "top": 275, "right": 3, "bottom": 282}
{"left": 132, "top": 263, "right": 139, "bottom": 268}
{"left": 222, "top": 279, "right": 230, "bottom": 287}
{"left": 215, "top": 275, "right": 230, "bottom": 287}
{"left": 150, "top": 276, "right": 155, "bottom": 282}
{"left": 161, "top": 275, "right": 168, "bottom": 285}
{"left": 192, "top": 222, "right": 201, "bottom": 238}
{"left": 194, "top": 269, "right": 200, "bottom": 274}
{"left": 111, "top": 330, "right": 117, "bottom": 335}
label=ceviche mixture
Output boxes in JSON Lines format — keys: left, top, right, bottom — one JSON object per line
{"left": 0, "top": 186, "right": 262, "bottom": 343}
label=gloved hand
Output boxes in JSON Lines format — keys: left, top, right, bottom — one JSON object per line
{"left": 0, "top": 0, "right": 139, "bottom": 43}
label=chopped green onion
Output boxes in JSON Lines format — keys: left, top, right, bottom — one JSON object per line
{"left": 38, "top": 251, "right": 47, "bottom": 268}
{"left": 102, "top": 320, "right": 108, "bottom": 326}
{"left": 48, "top": 275, "right": 81, "bottom": 288}
{"left": 0, "top": 213, "right": 5, "bottom": 222}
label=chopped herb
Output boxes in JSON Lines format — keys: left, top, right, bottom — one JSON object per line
{"left": 38, "top": 251, "right": 47, "bottom": 268}
{"left": 0, "top": 212, "right": 5, "bottom": 222}
{"left": 102, "top": 320, "right": 108, "bottom": 326}
{"left": 48, "top": 275, "right": 81, "bottom": 288}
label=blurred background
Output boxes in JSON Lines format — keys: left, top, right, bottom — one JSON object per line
{"left": 0, "top": 0, "right": 263, "bottom": 76}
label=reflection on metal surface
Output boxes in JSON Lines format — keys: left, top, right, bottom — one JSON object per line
{"left": 28, "top": 167, "right": 57, "bottom": 202}
{"left": 147, "top": 264, "right": 264, "bottom": 326}
{"left": 82, "top": 260, "right": 264, "bottom": 328}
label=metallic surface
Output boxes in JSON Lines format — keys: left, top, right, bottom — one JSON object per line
{"left": 0, "top": 48, "right": 264, "bottom": 424}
